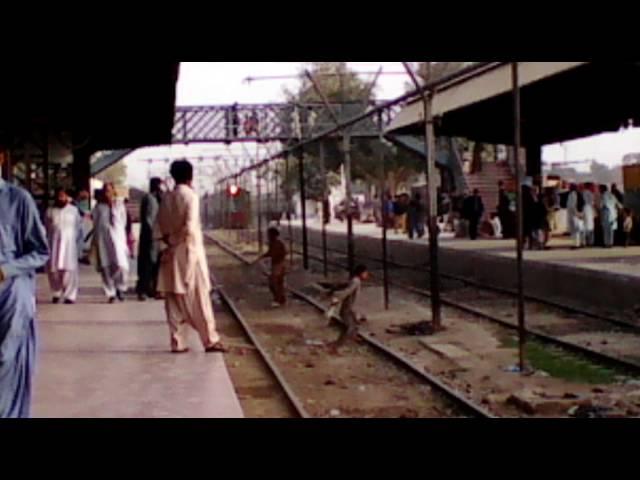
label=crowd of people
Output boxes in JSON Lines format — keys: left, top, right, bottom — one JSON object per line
{"left": 470, "top": 180, "right": 634, "bottom": 249}
{"left": 564, "top": 182, "right": 632, "bottom": 249}
{"left": 0, "top": 159, "right": 228, "bottom": 418}
{"left": 375, "top": 192, "right": 427, "bottom": 240}
{"left": 430, "top": 178, "right": 635, "bottom": 250}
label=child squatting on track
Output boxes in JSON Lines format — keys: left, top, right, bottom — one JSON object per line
{"left": 326, "top": 264, "right": 370, "bottom": 350}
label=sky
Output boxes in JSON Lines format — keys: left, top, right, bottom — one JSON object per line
{"left": 125, "top": 62, "right": 640, "bottom": 190}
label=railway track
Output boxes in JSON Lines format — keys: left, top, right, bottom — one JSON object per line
{"left": 207, "top": 234, "right": 494, "bottom": 418}
{"left": 214, "top": 280, "right": 312, "bottom": 418}
{"left": 301, "top": 240, "right": 640, "bottom": 332}
{"left": 294, "top": 240, "right": 640, "bottom": 378}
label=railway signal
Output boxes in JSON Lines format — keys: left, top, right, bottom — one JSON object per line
{"left": 228, "top": 184, "right": 240, "bottom": 197}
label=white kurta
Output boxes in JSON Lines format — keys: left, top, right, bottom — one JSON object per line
{"left": 46, "top": 204, "right": 82, "bottom": 301}
{"left": 582, "top": 190, "right": 595, "bottom": 232}
{"left": 601, "top": 191, "right": 620, "bottom": 248}
{"left": 156, "top": 185, "right": 210, "bottom": 295}
{"left": 92, "top": 201, "right": 129, "bottom": 297}
{"left": 601, "top": 192, "right": 619, "bottom": 228}
{"left": 566, "top": 191, "right": 585, "bottom": 247}
{"left": 46, "top": 204, "right": 82, "bottom": 273}
{"left": 92, "top": 201, "right": 129, "bottom": 270}
{"left": 156, "top": 184, "right": 219, "bottom": 351}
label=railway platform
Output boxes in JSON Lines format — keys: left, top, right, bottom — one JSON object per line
{"left": 31, "top": 266, "right": 243, "bottom": 418}
{"left": 205, "top": 231, "right": 640, "bottom": 418}
{"left": 284, "top": 219, "right": 640, "bottom": 322}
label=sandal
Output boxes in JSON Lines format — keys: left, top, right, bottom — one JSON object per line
{"left": 205, "top": 342, "right": 228, "bottom": 353}
{"left": 172, "top": 348, "right": 190, "bottom": 354}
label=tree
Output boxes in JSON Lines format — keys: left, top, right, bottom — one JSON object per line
{"left": 280, "top": 62, "right": 423, "bottom": 197}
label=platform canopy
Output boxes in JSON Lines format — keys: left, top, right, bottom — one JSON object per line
{"left": 386, "top": 62, "right": 640, "bottom": 148}
{"left": 0, "top": 61, "right": 180, "bottom": 154}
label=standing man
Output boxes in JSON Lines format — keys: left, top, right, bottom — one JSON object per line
{"left": 0, "top": 169, "right": 49, "bottom": 418}
{"left": 92, "top": 183, "right": 129, "bottom": 303}
{"left": 45, "top": 188, "right": 83, "bottom": 304}
{"left": 393, "top": 194, "right": 409, "bottom": 234}
{"left": 582, "top": 184, "right": 596, "bottom": 247}
{"left": 611, "top": 183, "right": 624, "bottom": 205}
{"left": 463, "top": 189, "right": 485, "bottom": 240}
{"left": 136, "top": 177, "right": 163, "bottom": 301}
{"left": 156, "top": 160, "right": 226, "bottom": 354}
{"left": 600, "top": 184, "right": 621, "bottom": 248}
{"left": 407, "top": 193, "right": 425, "bottom": 240}
{"left": 567, "top": 183, "right": 586, "bottom": 249}
{"left": 253, "top": 227, "right": 287, "bottom": 308}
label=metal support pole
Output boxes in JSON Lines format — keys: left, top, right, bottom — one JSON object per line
{"left": 298, "top": 147, "right": 309, "bottom": 270}
{"left": 344, "top": 134, "right": 355, "bottom": 276}
{"left": 224, "top": 181, "right": 229, "bottom": 234}
{"left": 257, "top": 165, "right": 263, "bottom": 253}
{"left": 380, "top": 149, "right": 389, "bottom": 310}
{"left": 268, "top": 164, "right": 273, "bottom": 223}
{"left": 235, "top": 177, "right": 240, "bottom": 245}
{"left": 403, "top": 61, "right": 442, "bottom": 330}
{"left": 243, "top": 172, "right": 249, "bottom": 244}
{"left": 220, "top": 183, "right": 224, "bottom": 231}
{"left": 274, "top": 162, "right": 280, "bottom": 226}
{"left": 424, "top": 91, "right": 441, "bottom": 330}
{"left": 512, "top": 62, "right": 527, "bottom": 372}
{"left": 285, "top": 153, "right": 294, "bottom": 267}
{"left": 320, "top": 141, "right": 328, "bottom": 278}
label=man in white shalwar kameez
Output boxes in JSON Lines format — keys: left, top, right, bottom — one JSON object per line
{"left": 582, "top": 184, "right": 596, "bottom": 247}
{"left": 45, "top": 188, "right": 83, "bottom": 304}
{"left": 92, "top": 183, "right": 129, "bottom": 303}
{"left": 599, "top": 184, "right": 622, "bottom": 248}
{"left": 566, "top": 183, "right": 585, "bottom": 249}
{"left": 156, "top": 160, "right": 227, "bottom": 354}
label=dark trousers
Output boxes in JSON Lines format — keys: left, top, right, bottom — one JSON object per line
{"left": 269, "top": 272, "right": 286, "bottom": 305}
{"left": 136, "top": 257, "right": 159, "bottom": 298}
{"left": 469, "top": 217, "right": 480, "bottom": 240}
{"left": 408, "top": 217, "right": 425, "bottom": 239}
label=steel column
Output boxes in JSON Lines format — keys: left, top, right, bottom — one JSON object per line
{"left": 257, "top": 163, "right": 263, "bottom": 254}
{"left": 380, "top": 149, "right": 390, "bottom": 310}
{"left": 512, "top": 62, "right": 527, "bottom": 372}
{"left": 320, "top": 141, "right": 328, "bottom": 278}
{"left": 285, "top": 153, "right": 294, "bottom": 267}
{"left": 298, "top": 147, "right": 309, "bottom": 270}
{"left": 403, "top": 62, "right": 442, "bottom": 330}
{"left": 274, "top": 162, "right": 280, "bottom": 226}
{"left": 344, "top": 134, "right": 355, "bottom": 276}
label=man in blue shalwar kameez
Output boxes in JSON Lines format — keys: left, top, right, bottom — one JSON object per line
{"left": 0, "top": 169, "right": 49, "bottom": 418}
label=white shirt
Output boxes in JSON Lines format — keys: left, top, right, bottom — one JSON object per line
{"left": 46, "top": 204, "right": 81, "bottom": 272}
